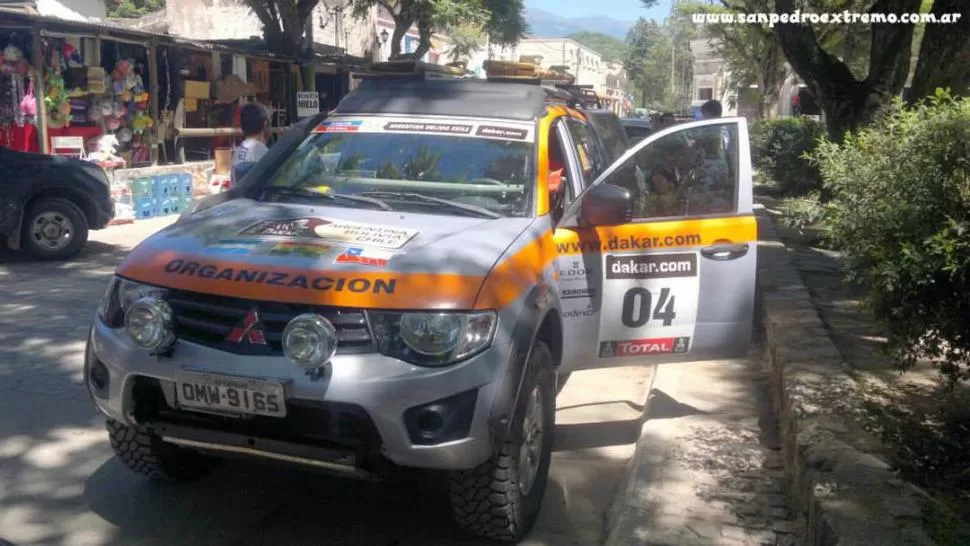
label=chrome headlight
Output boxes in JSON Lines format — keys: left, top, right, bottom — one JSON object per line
{"left": 124, "top": 296, "right": 176, "bottom": 353}
{"left": 369, "top": 311, "right": 497, "bottom": 366}
{"left": 282, "top": 313, "right": 338, "bottom": 370}
{"left": 98, "top": 277, "right": 169, "bottom": 328}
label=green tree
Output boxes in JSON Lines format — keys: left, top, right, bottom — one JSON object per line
{"left": 771, "top": 0, "right": 969, "bottom": 140}
{"left": 239, "top": 0, "right": 319, "bottom": 58}
{"left": 106, "top": 0, "right": 165, "bottom": 17}
{"left": 624, "top": 12, "right": 693, "bottom": 112}
{"left": 352, "top": 0, "right": 526, "bottom": 61}
{"left": 567, "top": 31, "right": 627, "bottom": 62}
{"left": 446, "top": 23, "right": 487, "bottom": 62}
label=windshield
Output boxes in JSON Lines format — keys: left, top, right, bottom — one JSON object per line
{"left": 262, "top": 122, "right": 537, "bottom": 218}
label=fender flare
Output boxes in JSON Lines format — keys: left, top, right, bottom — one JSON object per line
{"left": 487, "top": 283, "right": 560, "bottom": 450}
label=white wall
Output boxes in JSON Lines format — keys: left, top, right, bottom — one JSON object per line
{"left": 315, "top": 2, "right": 378, "bottom": 59}
{"left": 166, "top": 0, "right": 262, "bottom": 40}
{"left": 511, "top": 39, "right": 603, "bottom": 86}
{"left": 37, "top": 0, "right": 106, "bottom": 21}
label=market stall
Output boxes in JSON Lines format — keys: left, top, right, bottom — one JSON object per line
{"left": 0, "top": 29, "right": 38, "bottom": 152}
{"left": 38, "top": 30, "right": 156, "bottom": 168}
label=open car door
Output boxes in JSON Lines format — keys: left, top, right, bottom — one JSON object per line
{"left": 554, "top": 117, "right": 757, "bottom": 371}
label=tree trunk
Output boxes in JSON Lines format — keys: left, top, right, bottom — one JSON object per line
{"left": 389, "top": 15, "right": 410, "bottom": 60}
{"left": 907, "top": 0, "right": 970, "bottom": 102}
{"left": 774, "top": 0, "right": 920, "bottom": 141}
{"left": 411, "top": 18, "right": 433, "bottom": 61}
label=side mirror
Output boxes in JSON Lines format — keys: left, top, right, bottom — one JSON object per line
{"left": 579, "top": 184, "right": 633, "bottom": 227}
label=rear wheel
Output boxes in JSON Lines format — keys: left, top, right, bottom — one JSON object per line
{"left": 107, "top": 420, "right": 218, "bottom": 483}
{"left": 448, "top": 340, "right": 556, "bottom": 542}
{"left": 21, "top": 197, "right": 89, "bottom": 261}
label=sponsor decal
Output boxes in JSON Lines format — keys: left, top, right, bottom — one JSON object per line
{"left": 204, "top": 238, "right": 263, "bottom": 256}
{"left": 239, "top": 217, "right": 331, "bottom": 238}
{"left": 598, "top": 336, "right": 691, "bottom": 358}
{"left": 558, "top": 260, "right": 592, "bottom": 280}
{"left": 162, "top": 259, "right": 397, "bottom": 295}
{"left": 475, "top": 125, "right": 529, "bottom": 140}
{"left": 561, "top": 287, "right": 596, "bottom": 300}
{"left": 605, "top": 253, "right": 698, "bottom": 280}
{"left": 335, "top": 247, "right": 393, "bottom": 268}
{"left": 312, "top": 219, "right": 419, "bottom": 249}
{"left": 556, "top": 233, "right": 704, "bottom": 254}
{"left": 315, "top": 120, "right": 363, "bottom": 133}
{"left": 562, "top": 307, "right": 596, "bottom": 318}
{"left": 267, "top": 241, "right": 332, "bottom": 258}
{"left": 383, "top": 122, "right": 472, "bottom": 135}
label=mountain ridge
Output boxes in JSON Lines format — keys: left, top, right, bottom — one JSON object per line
{"left": 524, "top": 7, "right": 636, "bottom": 41}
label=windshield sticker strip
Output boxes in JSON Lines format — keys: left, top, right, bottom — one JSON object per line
{"left": 383, "top": 122, "right": 473, "bottom": 135}
{"left": 313, "top": 116, "right": 535, "bottom": 142}
{"left": 238, "top": 217, "right": 419, "bottom": 250}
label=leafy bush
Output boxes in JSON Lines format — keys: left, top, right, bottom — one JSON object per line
{"left": 750, "top": 117, "right": 825, "bottom": 197}
{"left": 813, "top": 92, "right": 970, "bottom": 382}
{"left": 779, "top": 194, "right": 828, "bottom": 236}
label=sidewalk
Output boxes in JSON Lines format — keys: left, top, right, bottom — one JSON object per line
{"left": 606, "top": 348, "right": 797, "bottom": 546}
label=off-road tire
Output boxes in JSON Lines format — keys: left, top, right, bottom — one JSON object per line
{"left": 21, "top": 197, "right": 89, "bottom": 261}
{"left": 107, "top": 419, "right": 217, "bottom": 483}
{"left": 448, "top": 340, "right": 556, "bottom": 542}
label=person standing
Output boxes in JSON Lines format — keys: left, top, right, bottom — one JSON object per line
{"left": 791, "top": 92, "right": 802, "bottom": 116}
{"left": 700, "top": 99, "right": 722, "bottom": 119}
{"left": 230, "top": 102, "right": 271, "bottom": 186}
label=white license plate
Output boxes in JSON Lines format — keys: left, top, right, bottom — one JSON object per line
{"left": 175, "top": 372, "right": 286, "bottom": 418}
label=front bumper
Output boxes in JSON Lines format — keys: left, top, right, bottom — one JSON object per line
{"left": 86, "top": 317, "right": 509, "bottom": 473}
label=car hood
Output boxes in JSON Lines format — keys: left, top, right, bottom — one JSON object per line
{"left": 116, "top": 199, "right": 535, "bottom": 310}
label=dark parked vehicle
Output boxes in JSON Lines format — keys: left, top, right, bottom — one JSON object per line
{"left": 620, "top": 118, "right": 653, "bottom": 144}
{"left": 0, "top": 147, "right": 115, "bottom": 260}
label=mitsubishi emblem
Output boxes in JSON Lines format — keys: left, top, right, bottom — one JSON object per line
{"left": 226, "top": 308, "right": 267, "bottom": 345}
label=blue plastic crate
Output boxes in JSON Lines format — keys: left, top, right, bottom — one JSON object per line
{"left": 134, "top": 197, "right": 156, "bottom": 219}
{"left": 177, "top": 173, "right": 193, "bottom": 196}
{"left": 156, "top": 197, "right": 175, "bottom": 216}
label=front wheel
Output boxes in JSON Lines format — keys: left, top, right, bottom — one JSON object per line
{"left": 449, "top": 340, "right": 556, "bottom": 542}
{"left": 21, "top": 198, "right": 89, "bottom": 261}
{"left": 107, "top": 420, "right": 218, "bottom": 483}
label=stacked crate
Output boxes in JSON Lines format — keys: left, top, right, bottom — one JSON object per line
{"left": 132, "top": 173, "right": 195, "bottom": 219}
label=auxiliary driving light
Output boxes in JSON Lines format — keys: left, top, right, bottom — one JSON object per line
{"left": 124, "top": 296, "right": 176, "bottom": 353}
{"left": 282, "top": 313, "right": 338, "bottom": 369}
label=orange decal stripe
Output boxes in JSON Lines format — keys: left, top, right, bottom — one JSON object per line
{"left": 117, "top": 249, "right": 485, "bottom": 310}
{"left": 552, "top": 215, "right": 758, "bottom": 256}
{"left": 475, "top": 232, "right": 558, "bottom": 310}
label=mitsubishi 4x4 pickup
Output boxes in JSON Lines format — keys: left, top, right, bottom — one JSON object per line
{"left": 84, "top": 60, "right": 758, "bottom": 542}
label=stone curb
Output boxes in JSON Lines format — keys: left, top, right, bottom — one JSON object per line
{"left": 755, "top": 208, "right": 936, "bottom": 546}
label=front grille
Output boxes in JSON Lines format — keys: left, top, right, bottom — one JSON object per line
{"left": 131, "top": 378, "right": 384, "bottom": 463}
{"left": 165, "top": 289, "right": 373, "bottom": 356}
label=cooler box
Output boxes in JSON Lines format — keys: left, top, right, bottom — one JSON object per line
{"left": 131, "top": 177, "right": 153, "bottom": 198}
{"left": 156, "top": 197, "right": 175, "bottom": 216}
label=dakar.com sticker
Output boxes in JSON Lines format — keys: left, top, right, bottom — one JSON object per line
{"left": 334, "top": 247, "right": 394, "bottom": 268}
{"left": 598, "top": 336, "right": 691, "bottom": 358}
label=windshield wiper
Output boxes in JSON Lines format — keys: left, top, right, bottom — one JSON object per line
{"left": 263, "top": 187, "right": 392, "bottom": 210}
{"left": 358, "top": 191, "right": 502, "bottom": 219}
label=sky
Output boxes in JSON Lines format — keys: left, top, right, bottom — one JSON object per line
{"left": 524, "top": 0, "right": 671, "bottom": 22}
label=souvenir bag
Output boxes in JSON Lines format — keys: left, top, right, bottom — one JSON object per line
{"left": 20, "top": 76, "right": 36, "bottom": 118}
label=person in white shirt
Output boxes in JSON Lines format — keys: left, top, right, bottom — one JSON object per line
{"left": 231, "top": 102, "right": 270, "bottom": 184}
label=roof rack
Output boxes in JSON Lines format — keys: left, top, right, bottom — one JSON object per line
{"left": 353, "top": 59, "right": 466, "bottom": 81}
{"left": 482, "top": 60, "right": 606, "bottom": 109}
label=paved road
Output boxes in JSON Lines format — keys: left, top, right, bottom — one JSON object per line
{"left": 0, "top": 219, "right": 655, "bottom": 546}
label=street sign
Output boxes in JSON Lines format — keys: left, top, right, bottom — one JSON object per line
{"left": 296, "top": 91, "right": 320, "bottom": 119}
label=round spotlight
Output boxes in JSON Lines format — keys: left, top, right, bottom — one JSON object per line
{"left": 282, "top": 313, "right": 338, "bottom": 369}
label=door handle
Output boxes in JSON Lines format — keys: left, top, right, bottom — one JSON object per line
{"left": 700, "top": 242, "right": 749, "bottom": 261}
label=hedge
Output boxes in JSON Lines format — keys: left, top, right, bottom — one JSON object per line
{"left": 750, "top": 117, "right": 825, "bottom": 197}
{"left": 812, "top": 92, "right": 970, "bottom": 382}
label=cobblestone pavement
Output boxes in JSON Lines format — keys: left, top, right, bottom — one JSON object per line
{"left": 608, "top": 346, "right": 798, "bottom": 546}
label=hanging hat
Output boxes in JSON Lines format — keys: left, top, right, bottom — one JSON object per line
{"left": 117, "top": 127, "right": 133, "bottom": 143}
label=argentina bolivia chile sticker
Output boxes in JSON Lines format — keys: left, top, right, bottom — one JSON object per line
{"left": 597, "top": 251, "right": 700, "bottom": 356}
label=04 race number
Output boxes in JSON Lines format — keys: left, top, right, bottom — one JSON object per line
{"left": 621, "top": 287, "right": 676, "bottom": 328}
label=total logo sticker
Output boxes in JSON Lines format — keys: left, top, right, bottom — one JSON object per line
{"left": 598, "top": 336, "right": 691, "bottom": 358}
{"left": 334, "top": 247, "right": 394, "bottom": 268}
